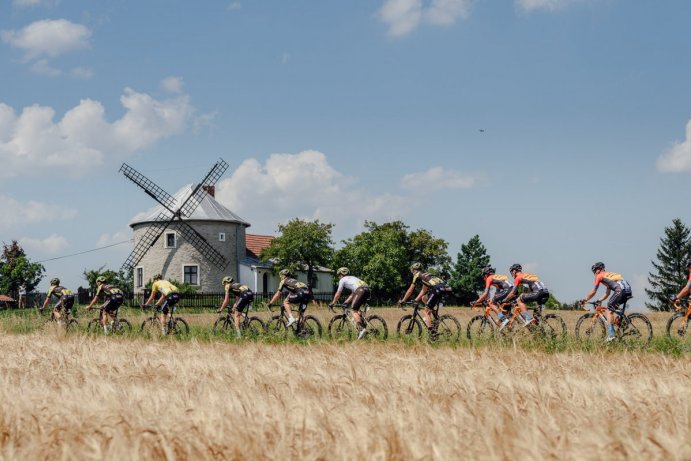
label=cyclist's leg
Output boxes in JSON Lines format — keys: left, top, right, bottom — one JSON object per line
{"left": 350, "top": 287, "right": 369, "bottom": 328}
{"left": 53, "top": 298, "right": 64, "bottom": 321}
{"left": 423, "top": 289, "right": 442, "bottom": 329}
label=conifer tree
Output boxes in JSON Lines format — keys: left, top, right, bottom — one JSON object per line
{"left": 448, "top": 235, "right": 490, "bottom": 306}
{"left": 645, "top": 218, "right": 691, "bottom": 311}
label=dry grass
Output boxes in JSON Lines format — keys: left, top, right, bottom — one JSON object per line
{"left": 0, "top": 332, "right": 689, "bottom": 460}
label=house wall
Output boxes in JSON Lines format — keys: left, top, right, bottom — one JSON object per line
{"left": 131, "top": 220, "right": 246, "bottom": 293}
{"left": 239, "top": 265, "right": 334, "bottom": 294}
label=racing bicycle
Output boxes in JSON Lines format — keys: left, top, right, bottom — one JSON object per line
{"left": 140, "top": 303, "right": 189, "bottom": 337}
{"left": 265, "top": 302, "right": 322, "bottom": 340}
{"left": 327, "top": 303, "right": 388, "bottom": 340}
{"left": 86, "top": 306, "right": 133, "bottom": 335}
{"left": 396, "top": 301, "right": 462, "bottom": 342}
{"left": 212, "top": 304, "right": 265, "bottom": 339}
{"left": 467, "top": 300, "right": 567, "bottom": 341}
{"left": 575, "top": 300, "right": 652, "bottom": 346}
{"left": 666, "top": 297, "right": 691, "bottom": 346}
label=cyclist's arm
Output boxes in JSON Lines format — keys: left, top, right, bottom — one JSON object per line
{"left": 596, "top": 287, "right": 610, "bottom": 304}
{"left": 42, "top": 287, "right": 54, "bottom": 309}
{"left": 581, "top": 287, "right": 597, "bottom": 304}
{"left": 673, "top": 281, "right": 691, "bottom": 301}
{"left": 330, "top": 289, "right": 342, "bottom": 306}
{"left": 268, "top": 290, "right": 282, "bottom": 306}
{"left": 220, "top": 290, "right": 230, "bottom": 310}
{"left": 400, "top": 283, "right": 416, "bottom": 303}
{"left": 414, "top": 284, "right": 429, "bottom": 303}
{"left": 86, "top": 294, "right": 100, "bottom": 309}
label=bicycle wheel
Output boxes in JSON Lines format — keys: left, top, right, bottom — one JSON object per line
{"left": 265, "top": 315, "right": 288, "bottom": 340}
{"left": 666, "top": 312, "right": 691, "bottom": 346}
{"left": 618, "top": 313, "right": 652, "bottom": 347}
{"left": 242, "top": 317, "right": 265, "bottom": 339}
{"left": 435, "top": 314, "right": 462, "bottom": 342}
{"left": 396, "top": 315, "right": 422, "bottom": 339}
{"left": 87, "top": 318, "right": 102, "bottom": 334}
{"left": 327, "top": 315, "right": 356, "bottom": 340}
{"left": 140, "top": 318, "right": 163, "bottom": 338}
{"left": 213, "top": 316, "right": 233, "bottom": 335}
{"left": 540, "top": 314, "right": 567, "bottom": 340}
{"left": 575, "top": 313, "right": 607, "bottom": 340}
{"left": 113, "top": 318, "right": 132, "bottom": 335}
{"left": 297, "top": 315, "right": 322, "bottom": 340}
{"left": 466, "top": 315, "right": 495, "bottom": 341}
{"left": 364, "top": 315, "right": 388, "bottom": 340}
{"left": 170, "top": 317, "right": 190, "bottom": 336}
{"left": 65, "top": 318, "right": 79, "bottom": 332}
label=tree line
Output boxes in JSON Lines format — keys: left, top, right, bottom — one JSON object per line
{"left": 2, "top": 218, "right": 691, "bottom": 311}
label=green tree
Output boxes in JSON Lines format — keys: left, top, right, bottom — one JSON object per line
{"left": 0, "top": 241, "right": 45, "bottom": 297}
{"left": 83, "top": 266, "right": 133, "bottom": 295}
{"left": 645, "top": 218, "right": 691, "bottom": 311}
{"left": 333, "top": 221, "right": 451, "bottom": 302}
{"left": 261, "top": 218, "right": 335, "bottom": 287}
{"left": 448, "top": 235, "right": 490, "bottom": 306}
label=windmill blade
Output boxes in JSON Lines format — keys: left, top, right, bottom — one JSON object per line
{"left": 120, "top": 163, "right": 177, "bottom": 213}
{"left": 176, "top": 220, "right": 228, "bottom": 269}
{"left": 120, "top": 213, "right": 173, "bottom": 273}
{"left": 177, "top": 158, "right": 229, "bottom": 218}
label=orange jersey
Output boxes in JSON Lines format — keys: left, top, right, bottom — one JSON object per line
{"left": 485, "top": 274, "right": 512, "bottom": 292}
{"left": 512, "top": 272, "right": 547, "bottom": 292}
{"left": 593, "top": 271, "right": 627, "bottom": 291}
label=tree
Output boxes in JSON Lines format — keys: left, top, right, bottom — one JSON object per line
{"left": 261, "top": 218, "right": 335, "bottom": 287}
{"left": 448, "top": 235, "right": 490, "bottom": 306}
{"left": 83, "top": 266, "right": 133, "bottom": 295}
{"left": 645, "top": 218, "right": 691, "bottom": 311}
{"left": 0, "top": 241, "right": 44, "bottom": 297}
{"left": 333, "top": 221, "right": 451, "bottom": 302}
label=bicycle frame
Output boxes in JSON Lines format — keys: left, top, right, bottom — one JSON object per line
{"left": 399, "top": 301, "right": 439, "bottom": 329}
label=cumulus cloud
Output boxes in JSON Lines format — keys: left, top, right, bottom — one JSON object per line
{"left": 215, "top": 150, "right": 409, "bottom": 237}
{"left": 401, "top": 166, "right": 477, "bottom": 191}
{"left": 0, "top": 195, "right": 77, "bottom": 230}
{"left": 516, "top": 0, "right": 586, "bottom": 12}
{"left": 20, "top": 234, "right": 69, "bottom": 254}
{"left": 0, "top": 83, "right": 200, "bottom": 178}
{"left": 1, "top": 19, "right": 91, "bottom": 60}
{"left": 161, "top": 76, "right": 184, "bottom": 94}
{"left": 657, "top": 121, "right": 691, "bottom": 173}
{"left": 377, "top": 0, "right": 471, "bottom": 37}
{"left": 96, "top": 228, "right": 132, "bottom": 247}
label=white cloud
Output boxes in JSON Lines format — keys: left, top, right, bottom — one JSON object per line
{"left": 215, "top": 150, "right": 409, "bottom": 237}
{"left": 0, "top": 195, "right": 77, "bottom": 230}
{"left": 20, "top": 234, "right": 69, "bottom": 254}
{"left": 13, "top": 0, "right": 58, "bottom": 7}
{"left": 161, "top": 76, "right": 184, "bottom": 94}
{"left": 1, "top": 19, "right": 91, "bottom": 60}
{"left": 401, "top": 166, "right": 476, "bottom": 191}
{"left": 227, "top": 2, "right": 242, "bottom": 10}
{"left": 377, "top": 0, "right": 471, "bottom": 37}
{"left": 516, "top": 0, "right": 586, "bottom": 12}
{"left": 0, "top": 86, "right": 200, "bottom": 178}
{"left": 70, "top": 66, "right": 94, "bottom": 79}
{"left": 96, "top": 228, "right": 132, "bottom": 247}
{"left": 657, "top": 120, "right": 691, "bottom": 173}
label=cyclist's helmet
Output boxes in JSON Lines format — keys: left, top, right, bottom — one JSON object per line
{"left": 222, "top": 276, "right": 233, "bottom": 285}
{"left": 591, "top": 262, "right": 605, "bottom": 273}
{"left": 482, "top": 266, "right": 495, "bottom": 276}
{"left": 96, "top": 276, "right": 106, "bottom": 284}
{"left": 336, "top": 267, "right": 349, "bottom": 276}
{"left": 509, "top": 264, "right": 522, "bottom": 273}
{"left": 152, "top": 273, "right": 162, "bottom": 281}
{"left": 279, "top": 269, "right": 290, "bottom": 278}
{"left": 50, "top": 277, "right": 60, "bottom": 286}
{"left": 410, "top": 262, "right": 423, "bottom": 272}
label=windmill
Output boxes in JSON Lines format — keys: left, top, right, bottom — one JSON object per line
{"left": 119, "top": 159, "right": 230, "bottom": 274}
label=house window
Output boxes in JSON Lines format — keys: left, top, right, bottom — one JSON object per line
{"left": 136, "top": 267, "right": 143, "bottom": 288}
{"left": 219, "top": 232, "right": 226, "bottom": 242}
{"left": 183, "top": 265, "right": 199, "bottom": 285}
{"left": 165, "top": 232, "right": 177, "bottom": 248}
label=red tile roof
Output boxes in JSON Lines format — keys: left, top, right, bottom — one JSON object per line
{"left": 246, "top": 234, "right": 274, "bottom": 259}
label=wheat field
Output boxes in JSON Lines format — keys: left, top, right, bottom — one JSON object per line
{"left": 0, "top": 328, "right": 689, "bottom": 460}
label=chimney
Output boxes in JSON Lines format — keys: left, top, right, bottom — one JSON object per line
{"left": 202, "top": 185, "right": 215, "bottom": 197}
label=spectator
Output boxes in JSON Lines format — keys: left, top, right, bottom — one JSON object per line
{"left": 18, "top": 283, "right": 26, "bottom": 309}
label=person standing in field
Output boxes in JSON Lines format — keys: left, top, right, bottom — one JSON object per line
{"left": 579, "top": 262, "right": 632, "bottom": 342}
{"left": 329, "top": 267, "right": 371, "bottom": 339}
{"left": 217, "top": 276, "right": 254, "bottom": 338}
{"left": 18, "top": 283, "right": 26, "bottom": 309}
{"left": 143, "top": 274, "right": 180, "bottom": 335}
{"left": 267, "top": 269, "right": 312, "bottom": 327}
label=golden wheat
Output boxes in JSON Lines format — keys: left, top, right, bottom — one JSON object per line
{"left": 0, "top": 331, "right": 689, "bottom": 461}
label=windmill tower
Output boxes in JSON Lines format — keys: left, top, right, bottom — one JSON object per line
{"left": 120, "top": 159, "right": 250, "bottom": 292}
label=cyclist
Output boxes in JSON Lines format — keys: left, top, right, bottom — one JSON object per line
{"left": 503, "top": 264, "right": 550, "bottom": 325}
{"left": 42, "top": 278, "right": 74, "bottom": 322}
{"left": 399, "top": 262, "right": 448, "bottom": 331}
{"left": 217, "top": 276, "right": 254, "bottom": 338}
{"left": 579, "top": 262, "right": 632, "bottom": 342}
{"left": 85, "top": 276, "right": 125, "bottom": 334}
{"left": 143, "top": 274, "right": 180, "bottom": 334}
{"left": 328, "top": 267, "right": 371, "bottom": 339}
{"left": 267, "top": 269, "right": 313, "bottom": 327}
{"left": 471, "top": 265, "right": 512, "bottom": 327}
{"left": 671, "top": 260, "right": 691, "bottom": 304}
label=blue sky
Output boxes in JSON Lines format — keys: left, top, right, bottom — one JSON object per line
{"left": 2, "top": 0, "right": 691, "bottom": 305}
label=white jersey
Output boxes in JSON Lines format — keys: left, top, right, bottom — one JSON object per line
{"left": 337, "top": 275, "right": 368, "bottom": 293}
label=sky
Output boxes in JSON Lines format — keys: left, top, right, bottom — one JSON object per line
{"left": 2, "top": 0, "right": 691, "bottom": 306}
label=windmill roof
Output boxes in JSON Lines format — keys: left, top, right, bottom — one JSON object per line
{"left": 129, "top": 184, "right": 250, "bottom": 227}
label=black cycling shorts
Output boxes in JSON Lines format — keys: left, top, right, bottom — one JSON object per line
{"left": 608, "top": 289, "right": 632, "bottom": 312}
{"left": 491, "top": 289, "right": 511, "bottom": 304}
{"left": 103, "top": 294, "right": 124, "bottom": 313}
{"left": 350, "top": 286, "right": 370, "bottom": 311}
{"left": 55, "top": 295, "right": 75, "bottom": 313}
{"left": 287, "top": 289, "right": 312, "bottom": 309}
{"left": 425, "top": 284, "right": 447, "bottom": 310}
{"left": 235, "top": 291, "right": 254, "bottom": 312}
{"left": 519, "top": 290, "right": 550, "bottom": 305}
{"left": 162, "top": 293, "right": 180, "bottom": 314}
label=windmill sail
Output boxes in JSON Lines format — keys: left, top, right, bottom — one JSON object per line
{"left": 178, "top": 158, "right": 228, "bottom": 217}
{"left": 119, "top": 163, "right": 177, "bottom": 213}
